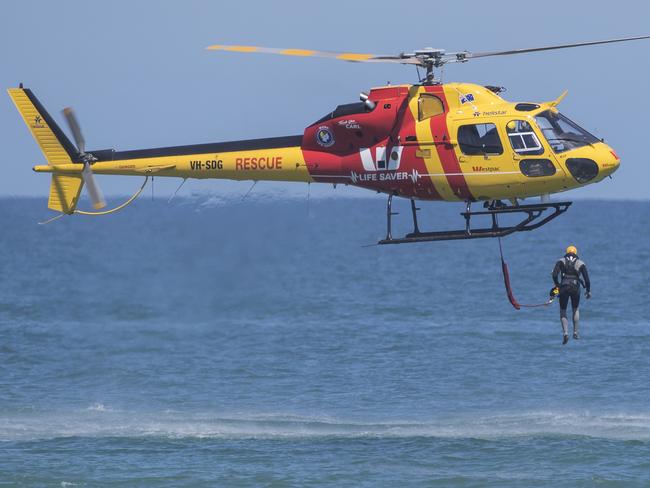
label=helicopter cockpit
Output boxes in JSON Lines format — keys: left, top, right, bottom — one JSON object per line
{"left": 534, "top": 110, "right": 600, "bottom": 153}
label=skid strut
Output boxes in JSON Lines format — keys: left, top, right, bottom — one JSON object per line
{"left": 385, "top": 194, "right": 399, "bottom": 241}
{"left": 379, "top": 199, "right": 572, "bottom": 244}
{"left": 410, "top": 199, "right": 420, "bottom": 234}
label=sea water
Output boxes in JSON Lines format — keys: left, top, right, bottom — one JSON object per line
{"left": 0, "top": 195, "right": 648, "bottom": 487}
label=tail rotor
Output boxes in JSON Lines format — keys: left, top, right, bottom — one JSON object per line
{"left": 62, "top": 107, "right": 106, "bottom": 209}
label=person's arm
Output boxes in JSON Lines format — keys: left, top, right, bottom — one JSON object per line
{"left": 580, "top": 263, "right": 591, "bottom": 294}
{"left": 552, "top": 261, "right": 562, "bottom": 287}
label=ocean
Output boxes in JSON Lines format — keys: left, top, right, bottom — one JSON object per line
{"left": 0, "top": 195, "right": 648, "bottom": 486}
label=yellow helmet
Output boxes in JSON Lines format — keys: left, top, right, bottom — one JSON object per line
{"left": 566, "top": 245, "right": 578, "bottom": 255}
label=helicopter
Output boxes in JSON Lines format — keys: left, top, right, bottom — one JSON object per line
{"left": 9, "top": 35, "right": 649, "bottom": 243}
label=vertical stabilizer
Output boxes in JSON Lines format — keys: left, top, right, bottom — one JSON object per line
{"left": 8, "top": 87, "right": 84, "bottom": 212}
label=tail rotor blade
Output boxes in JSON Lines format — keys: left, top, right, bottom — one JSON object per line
{"left": 82, "top": 164, "right": 106, "bottom": 209}
{"left": 62, "top": 107, "right": 86, "bottom": 155}
{"left": 62, "top": 106, "right": 104, "bottom": 209}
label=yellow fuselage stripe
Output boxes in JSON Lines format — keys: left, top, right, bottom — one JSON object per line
{"left": 35, "top": 146, "right": 314, "bottom": 183}
{"left": 408, "top": 87, "right": 459, "bottom": 201}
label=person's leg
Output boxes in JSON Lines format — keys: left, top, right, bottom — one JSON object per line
{"left": 559, "top": 293, "right": 569, "bottom": 343}
{"left": 572, "top": 309, "right": 580, "bottom": 338}
{"left": 571, "top": 290, "right": 581, "bottom": 339}
{"left": 560, "top": 309, "right": 569, "bottom": 342}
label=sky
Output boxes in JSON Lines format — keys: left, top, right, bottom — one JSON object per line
{"left": 1, "top": 0, "right": 649, "bottom": 200}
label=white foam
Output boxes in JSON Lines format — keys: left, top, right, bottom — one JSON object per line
{"left": 3, "top": 409, "right": 650, "bottom": 442}
{"left": 86, "top": 403, "right": 109, "bottom": 412}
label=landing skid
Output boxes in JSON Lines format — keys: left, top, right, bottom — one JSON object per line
{"left": 378, "top": 195, "right": 571, "bottom": 245}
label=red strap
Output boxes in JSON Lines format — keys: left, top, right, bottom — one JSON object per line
{"left": 498, "top": 237, "right": 552, "bottom": 310}
{"left": 501, "top": 258, "right": 521, "bottom": 310}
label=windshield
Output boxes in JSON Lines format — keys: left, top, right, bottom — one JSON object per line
{"left": 534, "top": 110, "right": 599, "bottom": 153}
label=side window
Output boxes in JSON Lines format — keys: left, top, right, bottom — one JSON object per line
{"left": 458, "top": 123, "right": 503, "bottom": 155}
{"left": 506, "top": 120, "right": 544, "bottom": 155}
{"left": 520, "top": 159, "right": 557, "bottom": 177}
{"left": 418, "top": 94, "right": 445, "bottom": 121}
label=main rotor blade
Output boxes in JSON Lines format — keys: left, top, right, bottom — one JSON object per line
{"left": 206, "top": 44, "right": 419, "bottom": 64}
{"left": 81, "top": 164, "right": 106, "bottom": 210}
{"left": 207, "top": 36, "right": 650, "bottom": 72}
{"left": 62, "top": 107, "right": 86, "bottom": 155}
{"left": 467, "top": 35, "right": 650, "bottom": 60}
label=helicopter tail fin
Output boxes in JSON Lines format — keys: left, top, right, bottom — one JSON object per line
{"left": 8, "top": 86, "right": 84, "bottom": 213}
{"left": 7, "top": 86, "right": 78, "bottom": 164}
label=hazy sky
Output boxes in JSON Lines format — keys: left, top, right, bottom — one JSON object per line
{"left": 1, "top": 0, "right": 649, "bottom": 200}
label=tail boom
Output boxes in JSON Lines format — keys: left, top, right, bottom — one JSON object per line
{"left": 34, "top": 143, "right": 313, "bottom": 183}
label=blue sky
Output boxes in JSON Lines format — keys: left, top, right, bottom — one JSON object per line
{"left": 1, "top": 0, "right": 649, "bottom": 199}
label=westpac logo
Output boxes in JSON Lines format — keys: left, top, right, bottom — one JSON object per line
{"left": 360, "top": 146, "right": 404, "bottom": 171}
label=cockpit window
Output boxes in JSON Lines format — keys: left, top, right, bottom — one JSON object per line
{"left": 313, "top": 102, "right": 373, "bottom": 125}
{"left": 458, "top": 123, "right": 503, "bottom": 155}
{"left": 418, "top": 94, "right": 445, "bottom": 121}
{"left": 534, "top": 110, "right": 599, "bottom": 153}
{"left": 506, "top": 120, "right": 544, "bottom": 155}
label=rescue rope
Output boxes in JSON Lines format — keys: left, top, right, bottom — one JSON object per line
{"left": 498, "top": 236, "right": 555, "bottom": 310}
{"left": 39, "top": 176, "right": 149, "bottom": 225}
{"left": 495, "top": 212, "right": 556, "bottom": 310}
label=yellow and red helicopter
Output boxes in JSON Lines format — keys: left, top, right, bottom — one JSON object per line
{"left": 9, "top": 36, "right": 649, "bottom": 243}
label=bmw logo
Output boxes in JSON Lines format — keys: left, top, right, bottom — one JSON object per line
{"left": 316, "top": 126, "right": 335, "bottom": 147}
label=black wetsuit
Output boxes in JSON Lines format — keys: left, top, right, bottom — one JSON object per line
{"left": 552, "top": 253, "right": 591, "bottom": 338}
{"left": 552, "top": 253, "right": 590, "bottom": 307}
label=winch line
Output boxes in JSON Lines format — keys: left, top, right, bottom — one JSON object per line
{"left": 495, "top": 213, "right": 554, "bottom": 310}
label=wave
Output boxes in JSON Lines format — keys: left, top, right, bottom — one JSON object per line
{"left": 2, "top": 408, "right": 650, "bottom": 442}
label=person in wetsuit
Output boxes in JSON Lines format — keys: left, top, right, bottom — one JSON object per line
{"left": 552, "top": 245, "right": 591, "bottom": 344}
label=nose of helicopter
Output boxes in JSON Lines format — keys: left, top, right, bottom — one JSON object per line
{"left": 599, "top": 144, "right": 621, "bottom": 176}
{"left": 563, "top": 143, "right": 620, "bottom": 184}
